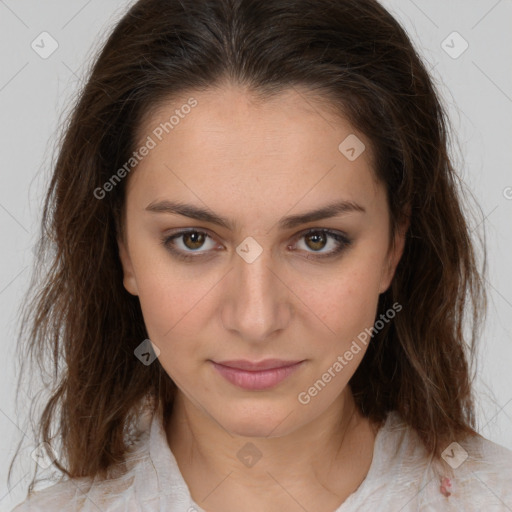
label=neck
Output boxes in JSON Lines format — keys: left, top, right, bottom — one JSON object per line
{"left": 166, "top": 388, "right": 378, "bottom": 510}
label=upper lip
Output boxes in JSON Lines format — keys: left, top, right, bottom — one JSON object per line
{"left": 213, "top": 359, "right": 304, "bottom": 371}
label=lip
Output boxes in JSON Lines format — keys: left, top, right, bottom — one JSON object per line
{"left": 211, "top": 359, "right": 305, "bottom": 390}
{"left": 215, "top": 359, "right": 303, "bottom": 371}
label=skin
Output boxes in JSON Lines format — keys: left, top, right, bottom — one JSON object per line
{"left": 118, "top": 83, "right": 408, "bottom": 512}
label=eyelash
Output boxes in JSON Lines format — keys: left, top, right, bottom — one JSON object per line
{"left": 160, "top": 228, "right": 352, "bottom": 262}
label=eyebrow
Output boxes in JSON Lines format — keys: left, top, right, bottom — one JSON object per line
{"left": 145, "top": 199, "right": 366, "bottom": 230}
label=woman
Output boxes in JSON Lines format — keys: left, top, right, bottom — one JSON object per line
{"left": 10, "top": 0, "right": 512, "bottom": 510}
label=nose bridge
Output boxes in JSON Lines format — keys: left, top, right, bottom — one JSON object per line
{"left": 222, "top": 238, "right": 290, "bottom": 341}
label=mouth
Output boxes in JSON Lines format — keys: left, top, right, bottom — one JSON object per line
{"left": 213, "top": 359, "right": 304, "bottom": 371}
{"left": 210, "top": 359, "right": 305, "bottom": 390}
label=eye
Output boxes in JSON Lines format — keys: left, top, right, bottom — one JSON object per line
{"left": 290, "top": 229, "right": 352, "bottom": 259}
{"left": 161, "top": 229, "right": 218, "bottom": 261}
{"left": 162, "top": 228, "right": 352, "bottom": 262}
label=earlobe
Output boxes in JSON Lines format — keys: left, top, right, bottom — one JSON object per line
{"left": 117, "top": 237, "right": 139, "bottom": 296}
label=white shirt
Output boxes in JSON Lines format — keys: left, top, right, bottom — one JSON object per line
{"left": 11, "top": 398, "right": 512, "bottom": 511}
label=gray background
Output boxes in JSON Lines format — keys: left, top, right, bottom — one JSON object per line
{"left": 1, "top": 1, "right": 511, "bottom": 509}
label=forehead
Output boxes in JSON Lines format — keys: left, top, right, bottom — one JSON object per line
{"left": 138, "top": 83, "right": 372, "bottom": 158}
{"left": 128, "top": 84, "right": 382, "bottom": 222}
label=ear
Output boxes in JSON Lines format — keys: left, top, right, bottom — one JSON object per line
{"left": 378, "top": 211, "right": 410, "bottom": 294}
{"left": 117, "top": 235, "right": 139, "bottom": 296}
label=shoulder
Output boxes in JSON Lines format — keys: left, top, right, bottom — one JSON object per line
{"left": 11, "top": 397, "right": 158, "bottom": 512}
{"left": 376, "top": 412, "right": 512, "bottom": 510}
{"left": 11, "top": 448, "right": 155, "bottom": 512}
{"left": 11, "top": 477, "right": 99, "bottom": 512}
{"left": 440, "top": 432, "right": 512, "bottom": 509}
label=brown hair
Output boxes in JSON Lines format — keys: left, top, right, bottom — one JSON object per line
{"left": 10, "top": 0, "right": 487, "bottom": 494}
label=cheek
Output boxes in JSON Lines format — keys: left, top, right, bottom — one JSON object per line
{"left": 128, "top": 245, "right": 195, "bottom": 342}
{"left": 295, "top": 260, "right": 382, "bottom": 343}
{"left": 134, "top": 269, "right": 205, "bottom": 383}
{"left": 294, "top": 274, "right": 380, "bottom": 400}
{"left": 136, "top": 272, "right": 209, "bottom": 343}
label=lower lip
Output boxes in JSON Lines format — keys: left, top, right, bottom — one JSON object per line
{"left": 211, "top": 361, "right": 304, "bottom": 390}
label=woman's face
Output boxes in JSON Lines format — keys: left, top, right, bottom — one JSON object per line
{"left": 118, "top": 84, "right": 406, "bottom": 437}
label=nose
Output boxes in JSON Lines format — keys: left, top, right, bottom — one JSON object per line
{"left": 220, "top": 242, "right": 292, "bottom": 343}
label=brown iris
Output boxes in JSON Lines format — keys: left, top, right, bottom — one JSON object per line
{"left": 304, "top": 231, "right": 327, "bottom": 251}
{"left": 182, "top": 231, "right": 206, "bottom": 250}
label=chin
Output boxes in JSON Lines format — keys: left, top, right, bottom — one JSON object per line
{"left": 212, "top": 405, "right": 301, "bottom": 439}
